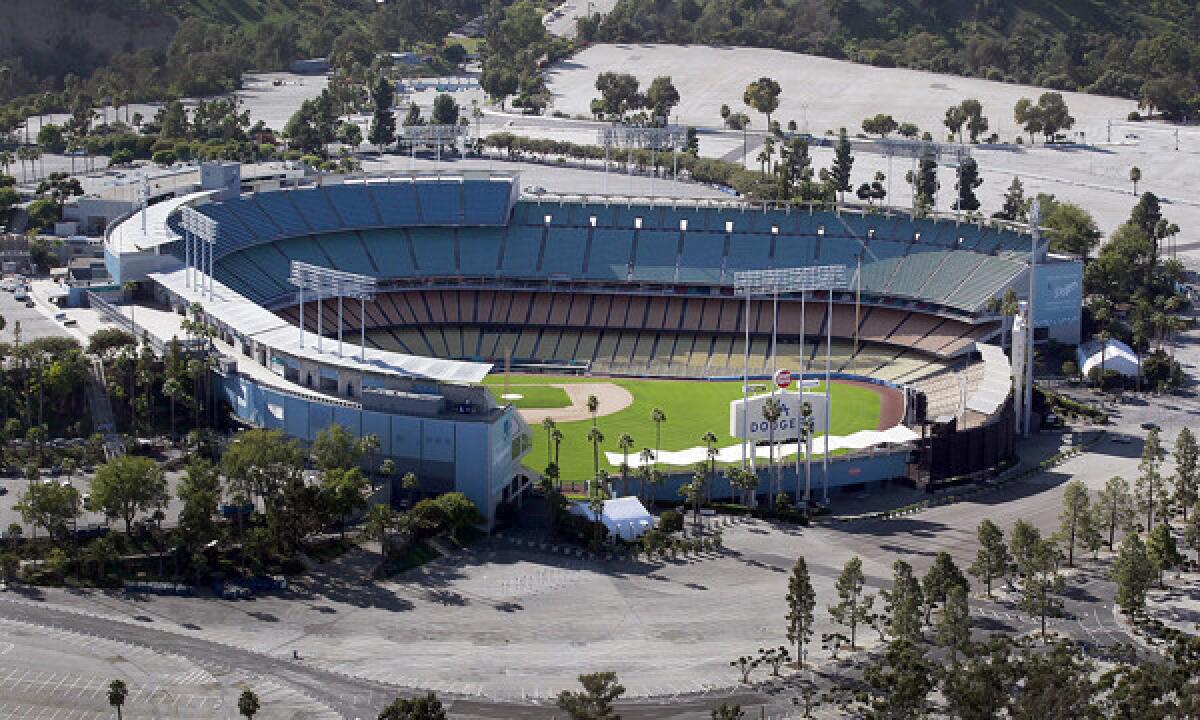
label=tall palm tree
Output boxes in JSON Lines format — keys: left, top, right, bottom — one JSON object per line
{"left": 701, "top": 431, "right": 718, "bottom": 501}
{"left": 551, "top": 427, "right": 564, "bottom": 469}
{"left": 650, "top": 407, "right": 667, "bottom": 471}
{"left": 761, "top": 397, "right": 782, "bottom": 508}
{"left": 587, "top": 394, "right": 599, "bottom": 426}
{"left": 800, "top": 401, "right": 813, "bottom": 505}
{"left": 542, "top": 417, "right": 556, "bottom": 467}
{"left": 162, "top": 376, "right": 184, "bottom": 439}
{"left": 638, "top": 447, "right": 654, "bottom": 502}
{"left": 359, "top": 433, "right": 381, "bottom": 487}
{"left": 617, "top": 433, "right": 634, "bottom": 497}
{"left": 108, "top": 679, "right": 128, "bottom": 720}
{"left": 0, "top": 150, "right": 12, "bottom": 178}
{"left": 586, "top": 426, "right": 605, "bottom": 490}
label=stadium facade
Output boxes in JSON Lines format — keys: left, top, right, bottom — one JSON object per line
{"left": 103, "top": 164, "right": 1082, "bottom": 521}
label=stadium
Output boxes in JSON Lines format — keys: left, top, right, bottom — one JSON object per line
{"left": 104, "top": 164, "right": 1083, "bottom": 527}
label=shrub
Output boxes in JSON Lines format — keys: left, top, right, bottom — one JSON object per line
{"left": 658, "top": 509, "right": 684, "bottom": 533}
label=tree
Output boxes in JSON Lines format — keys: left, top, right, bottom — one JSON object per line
{"left": 710, "top": 704, "right": 744, "bottom": 720}
{"left": 587, "top": 425, "right": 605, "bottom": 481}
{"left": 969, "top": 519, "right": 1011, "bottom": 596}
{"left": 323, "top": 468, "right": 368, "bottom": 538}
{"left": 431, "top": 94, "right": 459, "bottom": 126}
{"left": 368, "top": 74, "right": 396, "bottom": 150}
{"left": 883, "top": 559, "right": 923, "bottom": 643}
{"left": 1059, "top": 479, "right": 1090, "bottom": 567}
{"left": 944, "top": 104, "right": 966, "bottom": 142}
{"left": 1009, "top": 518, "right": 1041, "bottom": 575}
{"left": 1041, "top": 195, "right": 1101, "bottom": 260}
{"left": 587, "top": 394, "right": 600, "bottom": 426}
{"left": 942, "top": 637, "right": 1014, "bottom": 720}
{"left": 1146, "top": 521, "right": 1182, "bottom": 587}
{"left": 1137, "top": 427, "right": 1165, "bottom": 530}
{"left": 829, "top": 128, "right": 854, "bottom": 201}
{"left": 1013, "top": 97, "right": 1043, "bottom": 144}
{"left": 861, "top": 113, "right": 898, "bottom": 138}
{"left": 1094, "top": 475, "right": 1135, "bottom": 550}
{"left": 1018, "top": 539, "right": 1065, "bottom": 641}
{"left": 594, "top": 72, "right": 642, "bottom": 119}
{"left": 1175, "top": 428, "right": 1199, "bottom": 520}
{"left": 1112, "top": 531, "right": 1153, "bottom": 615}
{"left": 108, "top": 679, "right": 128, "bottom": 720}
{"left": 936, "top": 584, "right": 970, "bottom": 665}
{"left": 1129, "top": 166, "right": 1141, "bottom": 195}
{"left": 743, "top": 77, "right": 781, "bottom": 131}
{"left": 954, "top": 156, "right": 982, "bottom": 213}
{"left": 786, "top": 556, "right": 817, "bottom": 667}
{"left": 921, "top": 552, "right": 967, "bottom": 624}
{"left": 650, "top": 407, "right": 667, "bottom": 469}
{"left": 89, "top": 455, "right": 166, "bottom": 536}
{"left": 377, "top": 692, "right": 447, "bottom": 720}
{"left": 1184, "top": 503, "right": 1200, "bottom": 564}
{"left": 1035, "top": 92, "right": 1074, "bottom": 140}
{"left": 645, "top": 76, "right": 680, "bottom": 121}
{"left": 995, "top": 176, "right": 1028, "bottom": 222}
{"left": 556, "top": 672, "right": 624, "bottom": 720}
{"left": 480, "top": 67, "right": 519, "bottom": 111}
{"left": 961, "top": 98, "right": 989, "bottom": 143}
{"left": 829, "top": 556, "right": 871, "bottom": 649}
{"left": 914, "top": 151, "right": 938, "bottom": 214}
{"left": 311, "top": 424, "right": 362, "bottom": 473}
{"left": 858, "top": 638, "right": 935, "bottom": 719}
{"left": 238, "top": 689, "right": 260, "bottom": 719}
{"left": 362, "top": 503, "right": 398, "bottom": 558}
{"left": 761, "top": 397, "right": 782, "bottom": 506}
{"left": 435, "top": 492, "right": 481, "bottom": 541}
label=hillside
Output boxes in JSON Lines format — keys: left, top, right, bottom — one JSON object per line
{"left": 589, "top": 0, "right": 1200, "bottom": 117}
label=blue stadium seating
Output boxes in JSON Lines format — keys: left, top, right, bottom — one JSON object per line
{"left": 253, "top": 192, "right": 312, "bottom": 238}
{"left": 462, "top": 180, "right": 512, "bottom": 225}
{"left": 359, "top": 229, "right": 416, "bottom": 278}
{"left": 459, "top": 227, "right": 505, "bottom": 274}
{"left": 408, "top": 228, "right": 458, "bottom": 274}
{"left": 499, "top": 226, "right": 542, "bottom": 277}
{"left": 415, "top": 181, "right": 464, "bottom": 225}
{"left": 724, "top": 233, "right": 772, "bottom": 272}
{"left": 222, "top": 198, "right": 279, "bottom": 242}
{"left": 370, "top": 183, "right": 422, "bottom": 226}
{"left": 585, "top": 228, "right": 633, "bottom": 281}
{"left": 289, "top": 188, "right": 345, "bottom": 232}
{"left": 888, "top": 251, "right": 949, "bottom": 297}
{"left": 323, "top": 185, "right": 382, "bottom": 227}
{"left": 677, "top": 232, "right": 726, "bottom": 283}
{"left": 541, "top": 227, "right": 588, "bottom": 276}
{"left": 314, "top": 232, "right": 376, "bottom": 275}
{"left": 773, "top": 233, "right": 818, "bottom": 268}
{"left": 631, "top": 230, "right": 679, "bottom": 282}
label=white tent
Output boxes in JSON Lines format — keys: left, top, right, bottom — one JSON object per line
{"left": 1076, "top": 338, "right": 1140, "bottom": 378}
{"left": 571, "top": 496, "right": 654, "bottom": 541}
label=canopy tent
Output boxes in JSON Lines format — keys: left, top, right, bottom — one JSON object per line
{"left": 1076, "top": 338, "right": 1140, "bottom": 378}
{"left": 571, "top": 496, "right": 654, "bottom": 541}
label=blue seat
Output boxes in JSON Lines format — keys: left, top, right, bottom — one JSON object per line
{"left": 370, "top": 183, "right": 421, "bottom": 226}
{"left": 314, "top": 232, "right": 376, "bottom": 275}
{"left": 462, "top": 180, "right": 512, "bottom": 225}
{"left": 542, "top": 227, "right": 587, "bottom": 275}
{"left": 499, "top": 226, "right": 541, "bottom": 277}
{"left": 415, "top": 181, "right": 464, "bottom": 225}
{"left": 724, "top": 233, "right": 771, "bottom": 272}
{"left": 408, "top": 228, "right": 458, "bottom": 273}
{"left": 677, "top": 232, "right": 725, "bottom": 284}
{"left": 323, "top": 185, "right": 382, "bottom": 228}
{"left": 631, "top": 230, "right": 679, "bottom": 282}
{"left": 253, "top": 192, "right": 312, "bottom": 238}
{"left": 359, "top": 229, "right": 416, "bottom": 278}
{"left": 773, "top": 233, "right": 818, "bottom": 268}
{"left": 585, "top": 228, "right": 633, "bottom": 280}
{"left": 459, "top": 227, "right": 505, "bottom": 274}
{"left": 289, "top": 188, "right": 344, "bottom": 232}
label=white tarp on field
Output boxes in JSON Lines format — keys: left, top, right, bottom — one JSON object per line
{"left": 571, "top": 496, "right": 655, "bottom": 541}
{"left": 604, "top": 425, "right": 919, "bottom": 469}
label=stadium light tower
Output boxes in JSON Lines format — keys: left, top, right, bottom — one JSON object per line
{"left": 734, "top": 265, "right": 849, "bottom": 506}
{"left": 288, "top": 261, "right": 378, "bottom": 361}
{"left": 399, "top": 124, "right": 467, "bottom": 170}
{"left": 597, "top": 124, "right": 686, "bottom": 196}
{"left": 179, "top": 207, "right": 217, "bottom": 300}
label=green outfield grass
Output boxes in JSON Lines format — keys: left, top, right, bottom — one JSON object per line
{"left": 487, "top": 384, "right": 572, "bottom": 409}
{"left": 499, "top": 375, "right": 882, "bottom": 481}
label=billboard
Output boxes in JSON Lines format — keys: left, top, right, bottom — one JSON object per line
{"left": 1031, "top": 260, "right": 1082, "bottom": 344}
{"left": 730, "top": 392, "right": 829, "bottom": 442}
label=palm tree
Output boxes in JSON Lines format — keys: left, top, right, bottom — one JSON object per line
{"left": 701, "top": 431, "right": 718, "bottom": 501}
{"left": 238, "top": 688, "right": 260, "bottom": 718}
{"left": 617, "top": 433, "right": 634, "bottom": 497}
{"left": 542, "top": 417, "right": 556, "bottom": 467}
{"left": 1130, "top": 166, "right": 1141, "bottom": 195}
{"left": 587, "top": 480, "right": 609, "bottom": 551}
{"left": 0, "top": 150, "right": 12, "bottom": 177}
{"left": 378, "top": 457, "right": 395, "bottom": 493}
{"left": 587, "top": 426, "right": 605, "bottom": 490}
{"left": 800, "top": 401, "right": 814, "bottom": 505}
{"left": 362, "top": 503, "right": 397, "bottom": 558}
{"left": 162, "top": 376, "right": 184, "bottom": 439}
{"left": 686, "top": 464, "right": 706, "bottom": 530}
{"left": 638, "top": 448, "right": 654, "bottom": 502}
{"left": 650, "top": 407, "right": 667, "bottom": 471}
{"left": 551, "top": 427, "right": 564, "bottom": 469}
{"left": 761, "top": 397, "right": 782, "bottom": 508}
{"left": 108, "top": 679, "right": 128, "bottom": 720}
{"left": 587, "top": 394, "right": 599, "bottom": 426}
{"left": 359, "top": 433, "right": 381, "bottom": 488}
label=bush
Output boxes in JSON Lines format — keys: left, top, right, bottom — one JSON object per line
{"left": 1127, "top": 111, "right": 1143, "bottom": 122}
{"left": 152, "top": 150, "right": 176, "bottom": 166}
{"left": 658, "top": 509, "right": 684, "bottom": 533}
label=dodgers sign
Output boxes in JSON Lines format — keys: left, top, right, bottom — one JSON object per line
{"left": 729, "top": 392, "right": 829, "bottom": 442}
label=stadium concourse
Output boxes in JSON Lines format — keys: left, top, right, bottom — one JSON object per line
{"left": 102, "top": 163, "right": 1081, "bottom": 514}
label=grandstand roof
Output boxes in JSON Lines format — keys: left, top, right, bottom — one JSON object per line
{"left": 148, "top": 266, "right": 493, "bottom": 384}
{"left": 106, "top": 191, "right": 214, "bottom": 254}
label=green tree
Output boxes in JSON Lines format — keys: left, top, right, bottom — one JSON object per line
{"left": 1094, "top": 475, "right": 1136, "bottom": 550}
{"left": 650, "top": 407, "right": 667, "bottom": 470}
{"left": 435, "top": 492, "right": 482, "bottom": 542}
{"left": 1137, "top": 426, "right": 1165, "bottom": 530}
{"left": 430, "top": 94, "right": 459, "bottom": 125}
{"left": 1009, "top": 518, "right": 1041, "bottom": 575}
{"left": 362, "top": 503, "right": 398, "bottom": 559}
{"left": 480, "top": 67, "right": 518, "bottom": 111}
{"left": 323, "top": 468, "right": 368, "bottom": 538}
{"left": 995, "top": 176, "right": 1028, "bottom": 222}
{"left": 311, "top": 424, "right": 363, "bottom": 472}
{"left": 829, "top": 128, "right": 854, "bottom": 201}
{"left": 587, "top": 394, "right": 600, "bottom": 426}
{"left": 377, "top": 692, "right": 447, "bottom": 720}
{"left": 961, "top": 98, "right": 989, "bottom": 143}
{"left": 861, "top": 113, "right": 898, "bottom": 137}
{"left": 368, "top": 74, "right": 396, "bottom": 150}
{"left": 1175, "top": 427, "right": 1199, "bottom": 520}
{"left": 594, "top": 72, "right": 642, "bottom": 118}
{"left": 108, "top": 679, "right": 128, "bottom": 720}
{"left": 1146, "top": 521, "right": 1182, "bottom": 587}
{"left": 616, "top": 432, "right": 634, "bottom": 497}
{"left": 587, "top": 425, "right": 605, "bottom": 480}
{"left": 710, "top": 703, "right": 744, "bottom": 720}
{"left": 1059, "top": 479, "right": 1090, "bottom": 567}
{"left": 954, "top": 157, "right": 983, "bottom": 213}
{"left": 936, "top": 584, "right": 970, "bottom": 665}
{"left": 1112, "top": 531, "right": 1154, "bottom": 614}
{"left": 969, "top": 519, "right": 1011, "bottom": 596}
{"left": 1018, "top": 539, "right": 1064, "bottom": 641}
{"left": 858, "top": 638, "right": 935, "bottom": 719}
{"left": 922, "top": 552, "right": 967, "bottom": 624}
{"left": 89, "top": 455, "right": 167, "bottom": 536}
{"left": 883, "top": 558, "right": 923, "bottom": 643}
{"left": 1040, "top": 194, "right": 1102, "bottom": 260}
{"left": 786, "top": 556, "right": 817, "bottom": 667}
{"left": 944, "top": 104, "right": 966, "bottom": 142}
{"left": 941, "top": 637, "right": 1013, "bottom": 720}
{"left": 645, "top": 76, "right": 681, "bottom": 121}
{"left": 742, "top": 77, "right": 781, "bottom": 131}
{"left": 914, "top": 151, "right": 939, "bottom": 214}
{"left": 556, "top": 671, "right": 625, "bottom": 720}
{"left": 829, "top": 556, "right": 872, "bottom": 649}
{"left": 238, "top": 688, "right": 260, "bottom": 719}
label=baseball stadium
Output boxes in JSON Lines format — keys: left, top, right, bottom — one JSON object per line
{"left": 103, "top": 165, "right": 1083, "bottom": 526}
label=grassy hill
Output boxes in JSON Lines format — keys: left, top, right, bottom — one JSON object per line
{"left": 590, "top": 0, "right": 1200, "bottom": 113}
